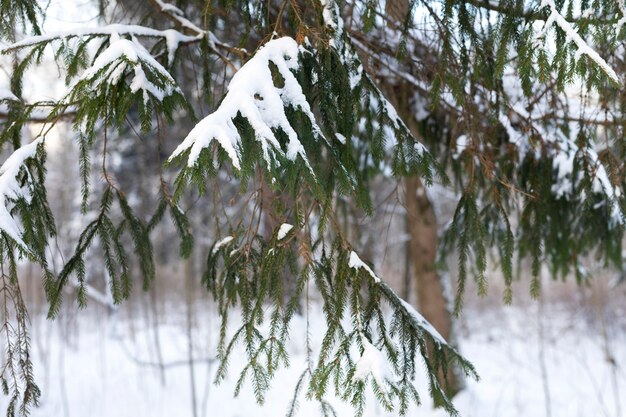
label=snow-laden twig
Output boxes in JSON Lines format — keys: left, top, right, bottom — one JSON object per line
{"left": 347, "top": 249, "right": 450, "bottom": 348}
{"left": 0, "top": 24, "right": 200, "bottom": 67}
{"left": 74, "top": 33, "right": 181, "bottom": 104}
{"left": 149, "top": 0, "right": 246, "bottom": 65}
{"left": 0, "top": 138, "right": 43, "bottom": 250}
{"left": 152, "top": 0, "right": 204, "bottom": 35}
{"left": 540, "top": 0, "right": 620, "bottom": 83}
{"left": 212, "top": 236, "right": 234, "bottom": 254}
{"left": 348, "top": 251, "right": 380, "bottom": 283}
{"left": 169, "top": 37, "right": 320, "bottom": 172}
{"left": 1, "top": 24, "right": 197, "bottom": 52}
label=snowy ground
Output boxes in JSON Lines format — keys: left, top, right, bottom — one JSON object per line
{"left": 3, "top": 284, "right": 624, "bottom": 417}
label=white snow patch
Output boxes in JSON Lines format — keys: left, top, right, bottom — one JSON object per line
{"left": 213, "top": 236, "right": 234, "bottom": 253}
{"left": 348, "top": 251, "right": 381, "bottom": 283}
{"left": 453, "top": 135, "right": 468, "bottom": 160}
{"left": 0, "top": 138, "right": 43, "bottom": 249}
{"left": 551, "top": 147, "right": 575, "bottom": 198}
{"left": 353, "top": 338, "right": 391, "bottom": 387}
{"left": 277, "top": 223, "right": 293, "bottom": 240}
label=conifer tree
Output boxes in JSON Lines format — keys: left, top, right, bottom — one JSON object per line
{"left": 1, "top": 1, "right": 625, "bottom": 416}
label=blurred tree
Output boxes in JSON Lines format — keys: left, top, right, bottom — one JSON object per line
{"left": 1, "top": 1, "right": 625, "bottom": 416}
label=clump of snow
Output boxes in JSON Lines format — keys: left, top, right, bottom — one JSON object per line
{"left": 0, "top": 138, "right": 43, "bottom": 249}
{"left": 77, "top": 34, "right": 180, "bottom": 104}
{"left": 353, "top": 338, "right": 391, "bottom": 387}
{"left": 453, "top": 135, "right": 469, "bottom": 160}
{"left": 277, "top": 223, "right": 293, "bottom": 240}
{"left": 212, "top": 236, "right": 234, "bottom": 254}
{"left": 169, "top": 37, "right": 320, "bottom": 172}
{"left": 348, "top": 251, "right": 381, "bottom": 283}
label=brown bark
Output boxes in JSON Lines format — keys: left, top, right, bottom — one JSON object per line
{"left": 404, "top": 177, "right": 448, "bottom": 335}
{"left": 382, "top": 0, "right": 463, "bottom": 398}
{"left": 404, "top": 176, "right": 462, "bottom": 398}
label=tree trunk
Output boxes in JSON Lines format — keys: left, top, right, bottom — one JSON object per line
{"left": 382, "top": 0, "right": 463, "bottom": 398}
{"left": 404, "top": 176, "right": 463, "bottom": 398}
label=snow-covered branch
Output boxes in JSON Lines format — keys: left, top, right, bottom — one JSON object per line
{"left": 148, "top": 0, "right": 247, "bottom": 64}
{"left": 1, "top": 24, "right": 197, "bottom": 57}
{"left": 169, "top": 37, "right": 319, "bottom": 172}
{"left": 72, "top": 33, "right": 181, "bottom": 104}
{"left": 348, "top": 249, "right": 449, "bottom": 348}
{"left": 540, "top": 0, "right": 620, "bottom": 83}
{"left": 0, "top": 138, "right": 43, "bottom": 250}
{"left": 150, "top": 0, "right": 205, "bottom": 36}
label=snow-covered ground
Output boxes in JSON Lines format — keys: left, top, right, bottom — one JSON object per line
{"left": 4, "top": 285, "right": 624, "bottom": 417}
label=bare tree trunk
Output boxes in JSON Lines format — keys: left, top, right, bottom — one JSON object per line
{"left": 404, "top": 176, "right": 462, "bottom": 398}
{"left": 383, "top": 0, "right": 463, "bottom": 398}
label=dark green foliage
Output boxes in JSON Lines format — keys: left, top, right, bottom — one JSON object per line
{"left": 205, "top": 229, "right": 476, "bottom": 416}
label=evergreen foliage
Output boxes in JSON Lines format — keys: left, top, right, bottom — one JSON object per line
{"left": 0, "top": 0, "right": 625, "bottom": 416}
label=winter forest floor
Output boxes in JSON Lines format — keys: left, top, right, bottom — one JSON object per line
{"left": 3, "top": 279, "right": 624, "bottom": 417}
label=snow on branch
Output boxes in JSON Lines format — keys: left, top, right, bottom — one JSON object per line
{"left": 353, "top": 337, "right": 392, "bottom": 386}
{"left": 152, "top": 0, "right": 204, "bottom": 37}
{"left": 0, "top": 138, "right": 43, "bottom": 250}
{"left": 319, "top": 0, "right": 344, "bottom": 43}
{"left": 71, "top": 33, "right": 181, "bottom": 104}
{"left": 1, "top": 24, "right": 197, "bottom": 67}
{"left": 169, "top": 37, "right": 320, "bottom": 172}
{"left": 347, "top": 249, "right": 450, "bottom": 348}
{"left": 550, "top": 131, "right": 623, "bottom": 226}
{"left": 149, "top": 0, "right": 245, "bottom": 64}
{"left": 348, "top": 250, "right": 381, "bottom": 283}
{"left": 540, "top": 0, "right": 620, "bottom": 83}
